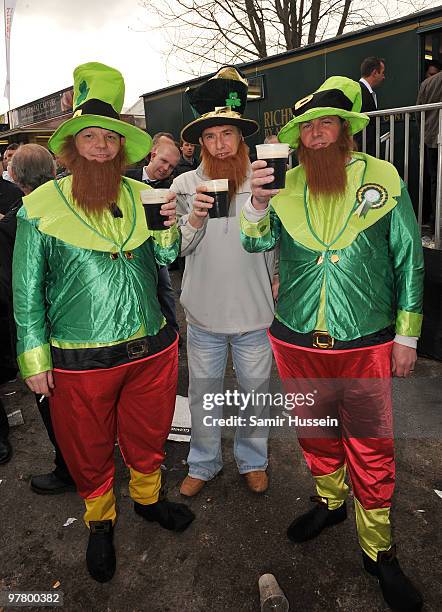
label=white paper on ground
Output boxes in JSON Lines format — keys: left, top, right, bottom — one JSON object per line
{"left": 168, "top": 395, "right": 191, "bottom": 442}
{"left": 63, "top": 517, "right": 77, "bottom": 527}
{"left": 434, "top": 489, "right": 442, "bottom": 499}
{"left": 6, "top": 409, "right": 24, "bottom": 427}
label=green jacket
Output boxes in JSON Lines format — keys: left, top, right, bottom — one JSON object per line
{"left": 240, "top": 154, "right": 424, "bottom": 341}
{"left": 13, "top": 176, "right": 180, "bottom": 378}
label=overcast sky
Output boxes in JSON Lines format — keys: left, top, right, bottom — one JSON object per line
{"left": 0, "top": 0, "right": 186, "bottom": 114}
{"left": 0, "top": 1, "right": 437, "bottom": 116}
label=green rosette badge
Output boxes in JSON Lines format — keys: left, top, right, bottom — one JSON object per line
{"left": 355, "top": 183, "right": 388, "bottom": 218}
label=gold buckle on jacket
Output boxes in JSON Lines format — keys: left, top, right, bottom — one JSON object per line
{"left": 312, "top": 331, "right": 335, "bottom": 349}
{"left": 127, "top": 339, "right": 149, "bottom": 359}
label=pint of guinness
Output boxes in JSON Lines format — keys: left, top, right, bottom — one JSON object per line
{"left": 205, "top": 179, "right": 230, "bottom": 218}
{"left": 141, "top": 188, "right": 170, "bottom": 230}
{"left": 256, "top": 143, "right": 290, "bottom": 190}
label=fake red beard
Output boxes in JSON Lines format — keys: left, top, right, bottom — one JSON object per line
{"left": 297, "top": 125, "right": 354, "bottom": 198}
{"left": 201, "top": 139, "right": 250, "bottom": 199}
{"left": 58, "top": 136, "right": 127, "bottom": 214}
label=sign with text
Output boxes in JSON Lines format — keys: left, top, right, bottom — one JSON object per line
{"left": 262, "top": 106, "right": 293, "bottom": 137}
{"left": 10, "top": 88, "right": 73, "bottom": 129}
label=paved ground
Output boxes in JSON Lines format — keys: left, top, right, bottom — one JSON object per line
{"left": 1, "top": 270, "right": 441, "bottom": 612}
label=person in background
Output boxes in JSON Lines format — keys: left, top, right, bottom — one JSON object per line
{"left": 355, "top": 57, "right": 385, "bottom": 155}
{"left": 126, "top": 141, "right": 181, "bottom": 336}
{"left": 0, "top": 156, "right": 22, "bottom": 216}
{"left": 417, "top": 68, "right": 442, "bottom": 225}
{"left": 2, "top": 143, "right": 20, "bottom": 182}
{"left": 127, "top": 141, "right": 180, "bottom": 188}
{"left": 152, "top": 131, "right": 176, "bottom": 149}
{"left": 0, "top": 144, "right": 76, "bottom": 492}
{"left": 424, "top": 59, "right": 441, "bottom": 80}
{"left": 173, "top": 139, "right": 198, "bottom": 177}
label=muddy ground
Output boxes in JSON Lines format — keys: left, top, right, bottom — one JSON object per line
{"left": 0, "top": 270, "right": 441, "bottom": 612}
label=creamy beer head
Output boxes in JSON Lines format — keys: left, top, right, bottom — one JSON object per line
{"left": 204, "top": 179, "right": 229, "bottom": 193}
{"left": 140, "top": 188, "right": 170, "bottom": 204}
{"left": 256, "top": 143, "right": 290, "bottom": 160}
{"left": 141, "top": 189, "right": 169, "bottom": 230}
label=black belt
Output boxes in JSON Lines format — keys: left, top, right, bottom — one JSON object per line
{"left": 51, "top": 325, "right": 177, "bottom": 371}
{"left": 269, "top": 319, "right": 394, "bottom": 350}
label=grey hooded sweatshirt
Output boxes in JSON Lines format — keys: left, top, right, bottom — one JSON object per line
{"left": 171, "top": 164, "right": 275, "bottom": 334}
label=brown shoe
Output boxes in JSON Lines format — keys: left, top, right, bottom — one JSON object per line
{"left": 244, "top": 470, "right": 268, "bottom": 493}
{"left": 180, "top": 475, "right": 206, "bottom": 497}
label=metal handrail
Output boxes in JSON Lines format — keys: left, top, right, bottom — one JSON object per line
{"left": 366, "top": 102, "right": 442, "bottom": 115}
{"left": 360, "top": 102, "right": 442, "bottom": 249}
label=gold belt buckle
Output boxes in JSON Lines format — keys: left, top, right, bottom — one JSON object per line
{"left": 127, "top": 339, "right": 149, "bottom": 359}
{"left": 312, "top": 331, "right": 335, "bottom": 349}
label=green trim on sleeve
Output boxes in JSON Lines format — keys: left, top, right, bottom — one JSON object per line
{"left": 17, "top": 344, "right": 53, "bottom": 379}
{"left": 152, "top": 224, "right": 179, "bottom": 248}
{"left": 395, "top": 310, "right": 423, "bottom": 337}
{"left": 240, "top": 210, "right": 271, "bottom": 238}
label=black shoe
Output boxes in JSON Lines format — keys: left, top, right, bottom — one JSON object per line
{"left": 30, "top": 471, "right": 76, "bottom": 495}
{"left": 287, "top": 496, "right": 347, "bottom": 543}
{"left": 134, "top": 499, "right": 195, "bottom": 532}
{"left": 362, "top": 546, "right": 423, "bottom": 611}
{"left": 0, "top": 438, "right": 12, "bottom": 464}
{"left": 0, "top": 367, "right": 18, "bottom": 385}
{"left": 86, "top": 520, "right": 116, "bottom": 583}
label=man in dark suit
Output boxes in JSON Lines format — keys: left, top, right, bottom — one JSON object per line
{"left": 126, "top": 141, "right": 181, "bottom": 336}
{"left": 0, "top": 171, "right": 22, "bottom": 216}
{"left": 355, "top": 57, "right": 385, "bottom": 155}
{"left": 0, "top": 171, "right": 22, "bottom": 464}
{"left": 126, "top": 140, "right": 180, "bottom": 187}
{"left": 0, "top": 144, "right": 76, "bottom": 491}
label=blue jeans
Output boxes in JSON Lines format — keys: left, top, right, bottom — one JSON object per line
{"left": 187, "top": 324, "right": 272, "bottom": 480}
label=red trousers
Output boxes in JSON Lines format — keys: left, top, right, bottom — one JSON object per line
{"left": 49, "top": 342, "right": 178, "bottom": 499}
{"left": 269, "top": 334, "right": 395, "bottom": 511}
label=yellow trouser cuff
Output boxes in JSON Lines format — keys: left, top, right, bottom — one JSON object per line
{"left": 129, "top": 467, "right": 161, "bottom": 505}
{"left": 354, "top": 496, "right": 392, "bottom": 561}
{"left": 314, "top": 465, "right": 349, "bottom": 510}
{"left": 84, "top": 489, "right": 116, "bottom": 527}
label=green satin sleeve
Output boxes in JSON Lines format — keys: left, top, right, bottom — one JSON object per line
{"left": 151, "top": 224, "right": 180, "bottom": 267}
{"left": 13, "top": 213, "right": 52, "bottom": 378}
{"left": 389, "top": 182, "right": 424, "bottom": 337}
{"left": 240, "top": 206, "right": 281, "bottom": 252}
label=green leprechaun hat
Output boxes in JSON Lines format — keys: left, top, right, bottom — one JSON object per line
{"left": 48, "top": 62, "right": 152, "bottom": 164}
{"left": 181, "top": 66, "right": 259, "bottom": 144}
{"left": 278, "top": 76, "right": 369, "bottom": 148}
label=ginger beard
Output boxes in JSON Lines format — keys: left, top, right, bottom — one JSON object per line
{"left": 297, "top": 123, "right": 354, "bottom": 198}
{"left": 58, "top": 136, "right": 127, "bottom": 214}
{"left": 201, "top": 138, "right": 250, "bottom": 199}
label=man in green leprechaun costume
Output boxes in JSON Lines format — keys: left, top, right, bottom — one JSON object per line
{"left": 241, "top": 76, "right": 424, "bottom": 611}
{"left": 12, "top": 62, "right": 194, "bottom": 583}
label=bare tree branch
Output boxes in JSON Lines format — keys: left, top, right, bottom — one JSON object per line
{"left": 139, "top": 0, "right": 435, "bottom": 78}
